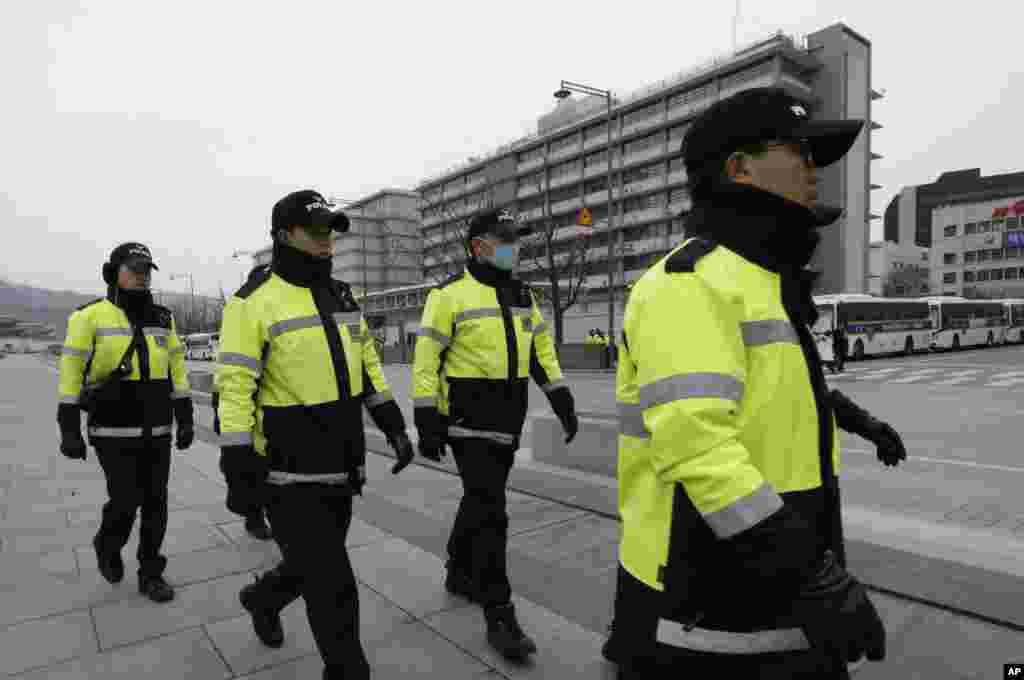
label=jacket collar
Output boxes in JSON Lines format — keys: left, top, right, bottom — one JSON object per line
{"left": 106, "top": 286, "right": 153, "bottom": 321}
{"left": 271, "top": 242, "right": 333, "bottom": 288}
{"left": 686, "top": 182, "right": 840, "bottom": 274}
{"left": 467, "top": 258, "right": 515, "bottom": 288}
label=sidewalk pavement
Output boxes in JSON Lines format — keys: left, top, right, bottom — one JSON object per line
{"left": 1, "top": 354, "right": 1020, "bottom": 679}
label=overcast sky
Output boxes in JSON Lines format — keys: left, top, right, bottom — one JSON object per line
{"left": 2, "top": 0, "right": 1022, "bottom": 297}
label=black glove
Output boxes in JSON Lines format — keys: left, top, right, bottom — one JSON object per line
{"left": 414, "top": 406, "right": 448, "bottom": 462}
{"left": 219, "top": 445, "right": 269, "bottom": 517}
{"left": 830, "top": 390, "right": 906, "bottom": 467}
{"left": 388, "top": 431, "right": 415, "bottom": 474}
{"left": 547, "top": 387, "right": 578, "bottom": 444}
{"left": 863, "top": 420, "right": 907, "bottom": 467}
{"left": 57, "top": 403, "right": 87, "bottom": 460}
{"left": 176, "top": 426, "right": 194, "bottom": 451}
{"left": 211, "top": 391, "right": 221, "bottom": 436}
{"left": 791, "top": 550, "right": 886, "bottom": 664}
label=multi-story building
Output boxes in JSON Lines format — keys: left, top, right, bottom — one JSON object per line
{"left": 929, "top": 195, "right": 1024, "bottom": 297}
{"left": 884, "top": 168, "right": 1024, "bottom": 248}
{"left": 251, "top": 189, "right": 423, "bottom": 298}
{"left": 867, "top": 240, "right": 929, "bottom": 296}
{"left": 415, "top": 23, "right": 880, "bottom": 340}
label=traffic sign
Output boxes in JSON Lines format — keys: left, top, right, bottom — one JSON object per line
{"left": 577, "top": 207, "right": 593, "bottom": 226}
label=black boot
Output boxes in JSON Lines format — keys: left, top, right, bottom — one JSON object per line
{"left": 484, "top": 602, "right": 537, "bottom": 660}
{"left": 444, "top": 560, "right": 482, "bottom": 603}
{"left": 245, "top": 512, "right": 273, "bottom": 541}
{"left": 138, "top": 574, "right": 175, "bottom": 603}
{"left": 239, "top": 574, "right": 285, "bottom": 648}
{"left": 93, "top": 538, "right": 124, "bottom": 584}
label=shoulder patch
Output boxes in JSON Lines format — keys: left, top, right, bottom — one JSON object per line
{"left": 235, "top": 266, "right": 273, "bottom": 300}
{"left": 150, "top": 304, "right": 173, "bottom": 328}
{"left": 665, "top": 238, "right": 718, "bottom": 274}
{"left": 75, "top": 297, "right": 105, "bottom": 312}
{"left": 437, "top": 271, "right": 465, "bottom": 290}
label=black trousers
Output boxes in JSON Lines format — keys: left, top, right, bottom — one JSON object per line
{"left": 447, "top": 439, "right": 516, "bottom": 607}
{"left": 94, "top": 438, "right": 172, "bottom": 579}
{"left": 259, "top": 486, "right": 369, "bottom": 680}
{"left": 611, "top": 565, "right": 850, "bottom": 680}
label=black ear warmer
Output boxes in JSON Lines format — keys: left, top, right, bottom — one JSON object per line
{"left": 102, "top": 262, "right": 117, "bottom": 285}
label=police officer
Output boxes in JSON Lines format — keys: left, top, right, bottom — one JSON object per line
{"left": 216, "top": 190, "right": 415, "bottom": 680}
{"left": 412, "top": 208, "right": 579, "bottom": 660}
{"left": 57, "top": 242, "right": 193, "bottom": 603}
{"left": 211, "top": 263, "right": 273, "bottom": 541}
{"left": 832, "top": 324, "right": 848, "bottom": 373}
{"left": 607, "top": 88, "right": 896, "bottom": 678}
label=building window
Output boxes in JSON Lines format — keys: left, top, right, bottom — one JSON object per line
{"left": 978, "top": 270, "right": 990, "bottom": 282}
{"left": 1008, "top": 216, "right": 1021, "bottom": 229}
{"left": 669, "top": 156, "right": 686, "bottom": 173}
{"left": 991, "top": 269, "right": 1004, "bottom": 281}
{"left": 668, "top": 187, "right": 688, "bottom": 205}
{"left": 550, "top": 159, "right": 581, "bottom": 179}
{"left": 1008, "top": 247, "right": 1021, "bottom": 259}
{"left": 624, "top": 103, "right": 660, "bottom": 127}
{"left": 978, "top": 220, "right": 991, "bottom": 233}
{"left": 668, "top": 123, "right": 690, "bottom": 141}
{"left": 584, "top": 122, "right": 609, "bottom": 142}
{"left": 942, "top": 272, "right": 957, "bottom": 284}
{"left": 943, "top": 252, "right": 956, "bottom": 265}
{"left": 992, "top": 219, "right": 1005, "bottom": 231}
{"left": 584, "top": 177, "right": 608, "bottom": 194}
{"left": 1006, "top": 268, "right": 1019, "bottom": 280}
{"left": 978, "top": 250, "right": 990, "bottom": 262}
{"left": 992, "top": 248, "right": 1005, "bottom": 260}
{"left": 965, "top": 222, "right": 978, "bottom": 235}
{"left": 624, "top": 133, "right": 661, "bottom": 156}
{"left": 943, "top": 225, "right": 957, "bottom": 237}
{"left": 585, "top": 150, "right": 612, "bottom": 168}
{"left": 518, "top": 146, "right": 544, "bottom": 164}
{"left": 623, "top": 162, "right": 662, "bottom": 185}
{"left": 964, "top": 251, "right": 977, "bottom": 263}
{"left": 963, "top": 270, "right": 976, "bottom": 283}
{"left": 550, "top": 134, "right": 577, "bottom": 154}
{"left": 670, "top": 216, "right": 686, "bottom": 234}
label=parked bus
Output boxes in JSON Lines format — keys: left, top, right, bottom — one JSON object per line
{"left": 184, "top": 332, "right": 219, "bottom": 361}
{"left": 921, "top": 297, "right": 1007, "bottom": 350}
{"left": 813, "top": 294, "right": 933, "bottom": 360}
{"left": 1002, "top": 299, "right": 1024, "bottom": 344}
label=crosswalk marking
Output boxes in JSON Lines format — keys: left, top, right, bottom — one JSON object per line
{"left": 887, "top": 368, "right": 947, "bottom": 384}
{"left": 984, "top": 377, "right": 1024, "bottom": 387}
{"left": 931, "top": 369, "right": 985, "bottom": 386}
{"left": 852, "top": 368, "right": 903, "bottom": 380}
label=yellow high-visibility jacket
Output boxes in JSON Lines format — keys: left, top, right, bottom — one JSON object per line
{"left": 58, "top": 296, "right": 190, "bottom": 441}
{"left": 215, "top": 265, "right": 405, "bottom": 487}
{"left": 616, "top": 236, "right": 842, "bottom": 630}
{"left": 412, "top": 262, "right": 565, "bottom": 447}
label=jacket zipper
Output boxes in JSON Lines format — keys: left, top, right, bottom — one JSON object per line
{"left": 497, "top": 291, "right": 518, "bottom": 382}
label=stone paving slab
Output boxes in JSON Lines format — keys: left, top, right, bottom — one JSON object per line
{"left": 0, "top": 609, "right": 97, "bottom": 676}
{"left": 10, "top": 627, "right": 232, "bottom": 680}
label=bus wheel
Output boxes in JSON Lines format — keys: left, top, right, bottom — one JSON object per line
{"left": 852, "top": 339, "right": 865, "bottom": 361}
{"left": 987, "top": 331, "right": 994, "bottom": 347}
{"left": 904, "top": 337, "right": 914, "bottom": 356}
{"left": 952, "top": 335, "right": 960, "bottom": 350}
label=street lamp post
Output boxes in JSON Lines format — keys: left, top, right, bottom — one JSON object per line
{"left": 168, "top": 272, "right": 196, "bottom": 331}
{"left": 554, "top": 79, "right": 616, "bottom": 360}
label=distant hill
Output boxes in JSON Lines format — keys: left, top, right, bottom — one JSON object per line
{"left": 0, "top": 279, "right": 218, "bottom": 340}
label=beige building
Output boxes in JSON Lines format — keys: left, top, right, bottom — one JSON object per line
{"left": 867, "top": 241, "right": 929, "bottom": 296}
{"left": 252, "top": 189, "right": 423, "bottom": 297}
{"left": 930, "top": 195, "right": 1024, "bottom": 297}
{"left": 414, "top": 24, "right": 881, "bottom": 342}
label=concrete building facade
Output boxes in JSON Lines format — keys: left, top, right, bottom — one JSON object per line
{"left": 867, "top": 240, "right": 930, "bottom": 296}
{"left": 415, "top": 23, "right": 880, "bottom": 342}
{"left": 929, "top": 195, "right": 1024, "bottom": 297}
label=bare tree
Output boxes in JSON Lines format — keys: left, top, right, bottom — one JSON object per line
{"left": 882, "top": 266, "right": 930, "bottom": 297}
{"left": 517, "top": 174, "right": 596, "bottom": 346}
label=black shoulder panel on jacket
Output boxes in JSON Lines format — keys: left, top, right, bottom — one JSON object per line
{"left": 665, "top": 238, "right": 718, "bottom": 273}
{"left": 75, "top": 298, "right": 105, "bottom": 312}
{"left": 234, "top": 266, "right": 273, "bottom": 300}
{"left": 151, "top": 304, "right": 174, "bottom": 328}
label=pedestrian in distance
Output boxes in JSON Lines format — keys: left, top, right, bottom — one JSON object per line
{"left": 215, "top": 190, "right": 415, "bottom": 680}
{"left": 411, "top": 207, "right": 579, "bottom": 660}
{"left": 57, "top": 242, "right": 193, "bottom": 603}
{"left": 606, "top": 87, "right": 888, "bottom": 679}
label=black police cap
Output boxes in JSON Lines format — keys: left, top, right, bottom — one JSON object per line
{"left": 109, "top": 242, "right": 158, "bottom": 271}
{"left": 681, "top": 87, "right": 864, "bottom": 173}
{"left": 271, "top": 190, "right": 350, "bottom": 234}
{"left": 466, "top": 208, "right": 531, "bottom": 242}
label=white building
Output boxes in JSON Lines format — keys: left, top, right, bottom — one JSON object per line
{"left": 929, "top": 195, "right": 1024, "bottom": 297}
